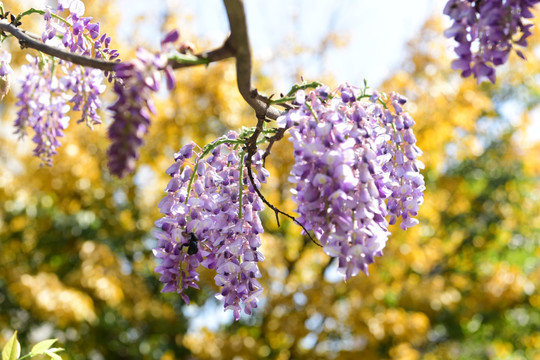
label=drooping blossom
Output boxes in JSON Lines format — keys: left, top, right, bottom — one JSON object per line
{"left": 64, "top": 65, "right": 107, "bottom": 128}
{"left": 444, "top": 0, "right": 540, "bottom": 83}
{"left": 153, "top": 133, "right": 267, "bottom": 320}
{"left": 42, "top": 0, "right": 117, "bottom": 122}
{"left": 279, "top": 84, "right": 425, "bottom": 279}
{"left": 0, "top": 47, "right": 12, "bottom": 100}
{"left": 107, "top": 30, "right": 178, "bottom": 177}
{"left": 378, "top": 92, "right": 425, "bottom": 230}
{"left": 153, "top": 83, "right": 423, "bottom": 315}
{"left": 47, "top": 0, "right": 118, "bottom": 60}
{"left": 14, "top": 0, "right": 115, "bottom": 164}
{"left": 14, "top": 55, "right": 71, "bottom": 165}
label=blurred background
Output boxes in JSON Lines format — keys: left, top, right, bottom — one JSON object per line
{"left": 1, "top": 0, "right": 540, "bottom": 359}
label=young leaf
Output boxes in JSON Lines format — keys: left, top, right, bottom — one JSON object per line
{"left": 2, "top": 331, "right": 21, "bottom": 360}
{"left": 43, "top": 349, "right": 63, "bottom": 360}
{"left": 29, "top": 339, "right": 57, "bottom": 356}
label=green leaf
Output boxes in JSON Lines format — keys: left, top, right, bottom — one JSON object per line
{"left": 29, "top": 339, "right": 57, "bottom": 356}
{"left": 2, "top": 331, "right": 21, "bottom": 360}
{"left": 43, "top": 349, "right": 63, "bottom": 360}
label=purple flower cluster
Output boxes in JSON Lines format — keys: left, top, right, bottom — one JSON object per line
{"left": 14, "top": 55, "right": 70, "bottom": 165}
{"left": 279, "top": 84, "right": 424, "bottom": 279}
{"left": 0, "top": 48, "right": 12, "bottom": 100}
{"left": 14, "top": 0, "right": 115, "bottom": 164}
{"left": 153, "top": 133, "right": 267, "bottom": 320}
{"left": 444, "top": 0, "right": 540, "bottom": 83}
{"left": 0, "top": 47, "right": 12, "bottom": 76}
{"left": 107, "top": 30, "right": 178, "bottom": 177}
{"left": 380, "top": 92, "right": 425, "bottom": 230}
{"left": 64, "top": 65, "right": 106, "bottom": 128}
{"left": 43, "top": 0, "right": 117, "bottom": 121}
{"left": 45, "top": 0, "right": 119, "bottom": 61}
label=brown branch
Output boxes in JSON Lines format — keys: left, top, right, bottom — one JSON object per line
{"left": 2, "top": 2, "right": 283, "bottom": 120}
{"left": 222, "top": 0, "right": 282, "bottom": 120}
{"left": 262, "top": 127, "right": 287, "bottom": 166}
{"left": 0, "top": 20, "right": 234, "bottom": 72}
{"left": 0, "top": 20, "right": 116, "bottom": 70}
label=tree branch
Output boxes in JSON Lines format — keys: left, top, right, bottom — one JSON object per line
{"left": 0, "top": 19, "right": 234, "bottom": 72}
{"left": 262, "top": 127, "right": 287, "bottom": 166}
{"left": 2, "top": 1, "right": 284, "bottom": 120}
{"left": 222, "top": 0, "right": 282, "bottom": 120}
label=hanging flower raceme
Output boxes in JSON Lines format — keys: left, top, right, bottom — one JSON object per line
{"left": 13, "top": 0, "right": 115, "bottom": 164}
{"left": 0, "top": 47, "right": 12, "bottom": 100}
{"left": 154, "top": 132, "right": 267, "bottom": 320}
{"left": 107, "top": 30, "right": 178, "bottom": 177}
{"left": 279, "top": 84, "right": 425, "bottom": 279}
{"left": 14, "top": 55, "right": 70, "bottom": 165}
{"left": 444, "top": 0, "right": 540, "bottom": 83}
{"left": 42, "top": 0, "right": 117, "bottom": 125}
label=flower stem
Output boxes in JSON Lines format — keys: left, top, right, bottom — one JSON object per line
{"left": 185, "top": 137, "right": 244, "bottom": 204}
{"left": 238, "top": 150, "right": 246, "bottom": 219}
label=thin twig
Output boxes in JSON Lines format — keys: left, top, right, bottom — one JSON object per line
{"left": 274, "top": 102, "right": 294, "bottom": 110}
{"left": 244, "top": 116, "right": 321, "bottom": 247}
{"left": 0, "top": 19, "right": 115, "bottom": 70}
{"left": 262, "top": 127, "right": 287, "bottom": 166}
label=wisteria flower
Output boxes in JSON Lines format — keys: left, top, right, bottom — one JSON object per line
{"left": 14, "top": 55, "right": 71, "bottom": 165}
{"left": 154, "top": 134, "right": 267, "bottom": 320}
{"left": 444, "top": 0, "right": 540, "bottom": 83}
{"left": 13, "top": 0, "right": 117, "bottom": 165}
{"left": 0, "top": 47, "right": 12, "bottom": 100}
{"left": 281, "top": 84, "right": 425, "bottom": 279}
{"left": 107, "top": 30, "right": 179, "bottom": 177}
